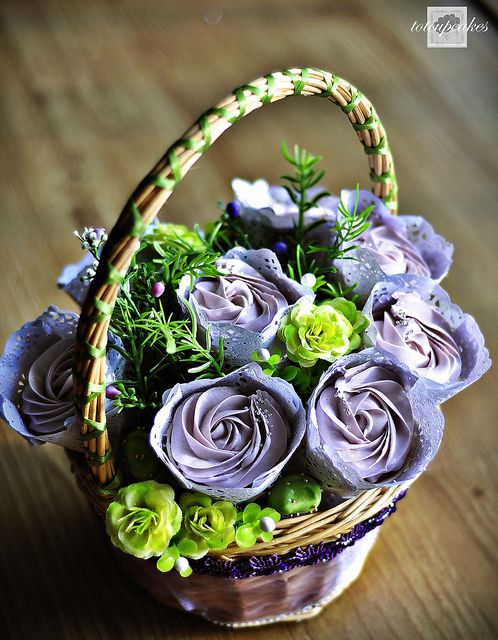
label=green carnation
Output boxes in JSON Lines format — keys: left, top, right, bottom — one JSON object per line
{"left": 106, "top": 481, "right": 182, "bottom": 560}
{"left": 178, "top": 492, "right": 237, "bottom": 558}
{"left": 278, "top": 297, "right": 368, "bottom": 368}
{"left": 143, "top": 223, "right": 205, "bottom": 251}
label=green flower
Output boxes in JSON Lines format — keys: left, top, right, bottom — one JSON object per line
{"left": 278, "top": 297, "right": 368, "bottom": 368}
{"left": 144, "top": 223, "right": 205, "bottom": 251}
{"left": 106, "top": 481, "right": 182, "bottom": 559}
{"left": 178, "top": 492, "right": 237, "bottom": 558}
{"left": 235, "top": 503, "right": 281, "bottom": 548}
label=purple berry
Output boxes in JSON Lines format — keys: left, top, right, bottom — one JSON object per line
{"left": 273, "top": 241, "right": 288, "bottom": 257}
{"left": 151, "top": 281, "right": 165, "bottom": 298}
{"left": 105, "top": 385, "right": 121, "bottom": 400}
{"left": 226, "top": 201, "right": 241, "bottom": 219}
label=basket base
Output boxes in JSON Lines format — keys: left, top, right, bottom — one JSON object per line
{"left": 210, "top": 529, "right": 378, "bottom": 627}
{"left": 114, "top": 528, "right": 380, "bottom": 626}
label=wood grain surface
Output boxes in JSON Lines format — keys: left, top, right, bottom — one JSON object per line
{"left": 0, "top": 1, "right": 497, "bottom": 639}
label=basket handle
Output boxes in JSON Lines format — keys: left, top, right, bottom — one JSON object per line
{"left": 73, "top": 67, "right": 398, "bottom": 493}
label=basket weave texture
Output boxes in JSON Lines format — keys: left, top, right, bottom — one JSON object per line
{"left": 71, "top": 67, "right": 405, "bottom": 623}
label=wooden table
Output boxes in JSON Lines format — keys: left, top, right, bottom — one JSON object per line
{"left": 1, "top": 1, "right": 496, "bottom": 638}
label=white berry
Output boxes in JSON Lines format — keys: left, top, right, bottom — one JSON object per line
{"left": 300, "top": 273, "right": 317, "bottom": 289}
{"left": 256, "top": 348, "right": 271, "bottom": 362}
{"left": 174, "top": 557, "right": 190, "bottom": 573}
{"left": 260, "top": 516, "right": 276, "bottom": 533}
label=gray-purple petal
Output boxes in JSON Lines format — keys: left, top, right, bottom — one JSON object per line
{"left": 362, "top": 276, "right": 491, "bottom": 403}
{"left": 0, "top": 306, "right": 126, "bottom": 450}
{"left": 334, "top": 190, "right": 453, "bottom": 300}
{"left": 57, "top": 253, "right": 94, "bottom": 306}
{"left": 231, "top": 178, "right": 338, "bottom": 247}
{"left": 306, "top": 348, "right": 444, "bottom": 496}
{"left": 179, "top": 248, "right": 313, "bottom": 367}
{"left": 150, "top": 363, "right": 306, "bottom": 503}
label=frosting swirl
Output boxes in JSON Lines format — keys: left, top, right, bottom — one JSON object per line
{"left": 168, "top": 386, "right": 290, "bottom": 488}
{"left": 374, "top": 292, "right": 462, "bottom": 384}
{"left": 357, "top": 224, "right": 431, "bottom": 277}
{"left": 150, "top": 363, "right": 306, "bottom": 502}
{"left": 21, "top": 337, "right": 74, "bottom": 434}
{"left": 192, "top": 259, "right": 288, "bottom": 332}
{"left": 315, "top": 362, "right": 414, "bottom": 482}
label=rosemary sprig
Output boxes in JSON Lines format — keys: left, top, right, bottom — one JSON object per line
{"left": 308, "top": 184, "right": 373, "bottom": 264}
{"left": 280, "top": 142, "right": 331, "bottom": 243}
{"left": 108, "top": 241, "right": 226, "bottom": 411}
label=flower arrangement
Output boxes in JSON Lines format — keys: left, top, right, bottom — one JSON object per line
{"left": 0, "top": 142, "right": 490, "bottom": 585}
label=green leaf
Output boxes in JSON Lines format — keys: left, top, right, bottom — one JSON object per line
{"left": 260, "top": 531, "right": 274, "bottom": 543}
{"left": 242, "top": 503, "right": 261, "bottom": 523}
{"left": 235, "top": 524, "right": 257, "bottom": 548}
{"left": 157, "top": 546, "right": 180, "bottom": 573}
{"left": 281, "top": 365, "right": 299, "bottom": 381}
{"left": 187, "top": 361, "right": 212, "bottom": 374}
{"left": 180, "top": 566, "right": 193, "bottom": 578}
{"left": 178, "top": 538, "right": 199, "bottom": 557}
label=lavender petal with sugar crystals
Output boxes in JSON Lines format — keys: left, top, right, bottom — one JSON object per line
{"left": 306, "top": 348, "right": 444, "bottom": 497}
{"left": 362, "top": 275, "right": 491, "bottom": 403}
{"left": 0, "top": 306, "right": 125, "bottom": 451}
{"left": 150, "top": 363, "right": 306, "bottom": 503}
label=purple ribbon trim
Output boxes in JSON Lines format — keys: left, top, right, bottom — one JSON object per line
{"left": 191, "top": 491, "right": 406, "bottom": 579}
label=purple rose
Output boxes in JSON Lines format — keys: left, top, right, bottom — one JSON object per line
{"left": 21, "top": 338, "right": 76, "bottom": 435}
{"left": 374, "top": 292, "right": 461, "bottom": 384}
{"left": 334, "top": 190, "right": 453, "bottom": 300}
{"left": 363, "top": 276, "right": 491, "bottom": 403}
{"left": 191, "top": 261, "right": 287, "bottom": 332}
{"left": 306, "top": 349, "right": 444, "bottom": 496}
{"left": 180, "top": 248, "right": 312, "bottom": 367}
{"left": 0, "top": 306, "right": 125, "bottom": 450}
{"left": 150, "top": 363, "right": 306, "bottom": 502}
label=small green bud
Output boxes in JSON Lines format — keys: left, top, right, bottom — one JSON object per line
{"left": 268, "top": 474, "right": 322, "bottom": 515}
{"left": 123, "top": 429, "right": 162, "bottom": 480}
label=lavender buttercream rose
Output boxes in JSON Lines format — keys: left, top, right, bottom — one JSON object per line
{"left": 21, "top": 338, "right": 75, "bottom": 435}
{"left": 334, "top": 189, "right": 453, "bottom": 300}
{"left": 191, "top": 261, "right": 287, "bottom": 332}
{"left": 306, "top": 349, "right": 444, "bottom": 496}
{"left": 150, "top": 363, "right": 306, "bottom": 502}
{"left": 374, "top": 292, "right": 461, "bottom": 385}
{"left": 180, "top": 247, "right": 313, "bottom": 367}
{"left": 363, "top": 276, "right": 490, "bottom": 403}
{"left": 0, "top": 306, "right": 125, "bottom": 450}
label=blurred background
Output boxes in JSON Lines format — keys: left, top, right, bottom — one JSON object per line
{"left": 0, "top": 1, "right": 497, "bottom": 639}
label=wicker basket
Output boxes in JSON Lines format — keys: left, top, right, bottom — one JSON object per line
{"left": 72, "top": 67, "right": 409, "bottom": 627}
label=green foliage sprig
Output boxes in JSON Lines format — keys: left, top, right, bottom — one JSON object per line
{"left": 280, "top": 142, "right": 331, "bottom": 244}
{"left": 307, "top": 184, "right": 373, "bottom": 265}
{"left": 109, "top": 241, "right": 225, "bottom": 412}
